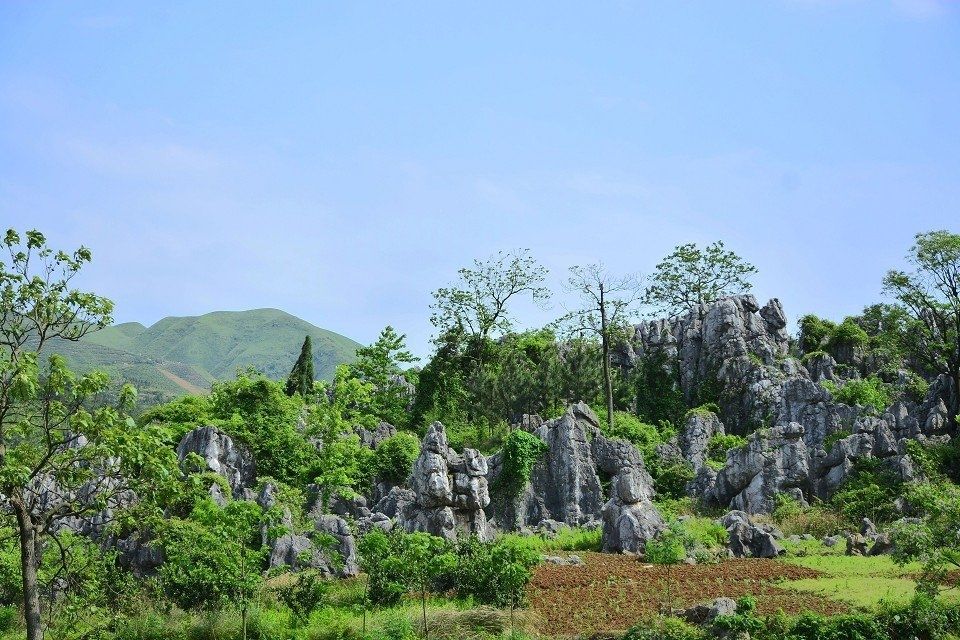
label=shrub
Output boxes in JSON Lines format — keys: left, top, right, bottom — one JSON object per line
{"left": 623, "top": 617, "right": 706, "bottom": 640}
{"left": 789, "top": 612, "right": 885, "bottom": 640}
{"left": 821, "top": 376, "right": 891, "bottom": 413}
{"left": 826, "top": 318, "right": 870, "bottom": 353}
{"left": 706, "top": 433, "right": 746, "bottom": 467}
{"left": 499, "top": 430, "right": 549, "bottom": 495}
{"left": 772, "top": 494, "right": 843, "bottom": 538}
{"left": 829, "top": 458, "right": 901, "bottom": 525}
{"left": 372, "top": 432, "right": 421, "bottom": 485}
{"left": 799, "top": 315, "right": 836, "bottom": 354}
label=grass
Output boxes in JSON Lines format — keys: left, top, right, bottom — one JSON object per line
{"left": 495, "top": 526, "right": 602, "bottom": 553}
{"left": 777, "top": 540, "right": 960, "bottom": 608}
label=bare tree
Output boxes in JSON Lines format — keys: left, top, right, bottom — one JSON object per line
{"left": 563, "top": 264, "right": 642, "bottom": 430}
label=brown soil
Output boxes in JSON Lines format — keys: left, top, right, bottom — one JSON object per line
{"left": 528, "top": 553, "right": 848, "bottom": 637}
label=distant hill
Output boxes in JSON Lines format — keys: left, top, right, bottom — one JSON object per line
{"left": 50, "top": 308, "right": 361, "bottom": 408}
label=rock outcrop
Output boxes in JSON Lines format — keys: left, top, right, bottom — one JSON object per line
{"left": 399, "top": 422, "right": 493, "bottom": 541}
{"left": 679, "top": 410, "right": 725, "bottom": 474}
{"left": 176, "top": 426, "right": 256, "bottom": 498}
{"left": 720, "top": 510, "right": 784, "bottom": 558}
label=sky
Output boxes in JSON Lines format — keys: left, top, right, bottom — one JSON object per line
{"left": 1, "top": 1, "right": 959, "bottom": 357}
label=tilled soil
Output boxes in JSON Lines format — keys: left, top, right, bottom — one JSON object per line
{"left": 528, "top": 553, "right": 848, "bottom": 637}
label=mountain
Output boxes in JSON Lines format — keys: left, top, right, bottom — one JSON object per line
{"left": 51, "top": 308, "right": 361, "bottom": 407}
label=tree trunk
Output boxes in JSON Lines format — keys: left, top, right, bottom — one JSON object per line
{"left": 16, "top": 509, "right": 42, "bottom": 640}
{"left": 600, "top": 286, "right": 614, "bottom": 431}
{"left": 421, "top": 588, "right": 428, "bottom": 640}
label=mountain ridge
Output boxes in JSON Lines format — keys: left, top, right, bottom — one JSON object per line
{"left": 54, "top": 308, "right": 361, "bottom": 407}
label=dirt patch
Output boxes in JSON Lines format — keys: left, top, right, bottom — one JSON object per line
{"left": 528, "top": 553, "right": 848, "bottom": 637}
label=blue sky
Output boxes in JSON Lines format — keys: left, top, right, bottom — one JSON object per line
{"left": 2, "top": 1, "right": 958, "bottom": 357}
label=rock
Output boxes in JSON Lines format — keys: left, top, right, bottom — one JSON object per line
{"left": 679, "top": 410, "right": 725, "bottom": 473}
{"left": 269, "top": 533, "right": 315, "bottom": 570}
{"left": 846, "top": 533, "right": 869, "bottom": 556}
{"left": 708, "top": 423, "right": 809, "bottom": 514}
{"left": 822, "top": 535, "right": 843, "bottom": 548}
{"left": 374, "top": 486, "right": 414, "bottom": 519}
{"left": 176, "top": 426, "right": 256, "bottom": 498}
{"left": 683, "top": 597, "right": 738, "bottom": 624}
{"left": 868, "top": 532, "right": 894, "bottom": 556}
{"left": 860, "top": 517, "right": 877, "bottom": 539}
{"left": 399, "top": 422, "right": 492, "bottom": 541}
{"left": 357, "top": 512, "right": 394, "bottom": 534}
{"left": 115, "top": 533, "right": 163, "bottom": 578}
{"left": 720, "top": 510, "right": 784, "bottom": 558}
{"left": 314, "top": 514, "right": 360, "bottom": 577}
{"left": 355, "top": 421, "right": 398, "bottom": 449}
{"left": 602, "top": 467, "right": 665, "bottom": 553}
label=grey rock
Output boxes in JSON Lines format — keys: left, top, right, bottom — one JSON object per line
{"left": 846, "top": 533, "right": 869, "bottom": 556}
{"left": 177, "top": 426, "right": 256, "bottom": 498}
{"left": 683, "top": 597, "right": 738, "bottom": 624}
{"left": 399, "top": 422, "right": 492, "bottom": 541}
{"left": 822, "top": 535, "right": 843, "bottom": 548}
{"left": 314, "top": 514, "right": 359, "bottom": 577}
{"left": 679, "top": 410, "right": 725, "bottom": 473}
{"left": 720, "top": 510, "right": 784, "bottom": 558}
{"left": 869, "top": 532, "right": 894, "bottom": 556}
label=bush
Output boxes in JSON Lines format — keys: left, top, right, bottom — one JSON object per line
{"left": 799, "top": 315, "right": 836, "bottom": 354}
{"left": 372, "top": 432, "right": 421, "bottom": 485}
{"left": 772, "top": 494, "right": 843, "bottom": 538}
{"left": 624, "top": 617, "right": 706, "bottom": 640}
{"left": 706, "top": 433, "right": 746, "bottom": 468}
{"left": 821, "top": 376, "right": 891, "bottom": 413}
{"left": 498, "top": 429, "right": 549, "bottom": 495}
{"left": 826, "top": 319, "right": 870, "bottom": 353}
{"left": 829, "top": 458, "right": 901, "bottom": 526}
{"left": 789, "top": 611, "right": 885, "bottom": 640}
{"left": 878, "top": 594, "right": 960, "bottom": 639}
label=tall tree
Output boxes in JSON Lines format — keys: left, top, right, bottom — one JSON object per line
{"left": 430, "top": 249, "right": 550, "bottom": 341}
{"left": 564, "top": 264, "right": 641, "bottom": 430}
{"left": 883, "top": 230, "right": 960, "bottom": 420}
{"left": 351, "top": 326, "right": 418, "bottom": 426}
{"left": 0, "top": 229, "right": 178, "bottom": 640}
{"left": 284, "top": 335, "right": 315, "bottom": 397}
{"left": 644, "top": 240, "right": 757, "bottom": 316}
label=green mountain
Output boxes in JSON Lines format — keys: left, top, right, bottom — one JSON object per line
{"left": 51, "top": 308, "right": 360, "bottom": 407}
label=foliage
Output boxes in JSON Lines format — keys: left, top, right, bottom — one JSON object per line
{"left": 452, "top": 536, "right": 540, "bottom": 609}
{"left": 772, "top": 494, "right": 844, "bottom": 538}
{"left": 0, "top": 228, "right": 181, "bottom": 640}
{"left": 706, "top": 433, "right": 746, "bottom": 467}
{"left": 285, "top": 335, "right": 316, "bottom": 398}
{"left": 498, "top": 430, "right": 549, "bottom": 495}
{"left": 372, "top": 432, "right": 421, "bottom": 486}
{"left": 643, "top": 240, "right": 757, "bottom": 316}
{"left": 430, "top": 249, "right": 549, "bottom": 340}
{"left": 798, "top": 314, "right": 837, "bottom": 354}
{"left": 883, "top": 230, "right": 960, "bottom": 422}
{"left": 829, "top": 458, "right": 902, "bottom": 526}
{"left": 826, "top": 318, "right": 870, "bottom": 353}
{"left": 209, "top": 370, "right": 315, "bottom": 485}
{"left": 307, "top": 365, "right": 377, "bottom": 503}
{"left": 154, "top": 499, "right": 266, "bottom": 611}
{"left": 563, "top": 263, "right": 642, "bottom": 428}
{"left": 892, "top": 481, "right": 960, "bottom": 597}
{"left": 821, "top": 375, "right": 891, "bottom": 413}
{"left": 350, "top": 326, "right": 418, "bottom": 427}
{"left": 276, "top": 570, "right": 330, "bottom": 626}
{"left": 645, "top": 524, "right": 687, "bottom": 566}
{"left": 632, "top": 350, "right": 687, "bottom": 428}
{"left": 623, "top": 617, "right": 706, "bottom": 640}
{"left": 138, "top": 394, "right": 212, "bottom": 443}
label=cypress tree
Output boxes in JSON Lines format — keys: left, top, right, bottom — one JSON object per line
{"left": 285, "top": 335, "right": 315, "bottom": 397}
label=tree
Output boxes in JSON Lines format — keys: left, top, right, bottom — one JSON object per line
{"left": 0, "top": 229, "right": 179, "bottom": 640}
{"left": 564, "top": 264, "right": 642, "bottom": 430}
{"left": 351, "top": 326, "right": 418, "bottom": 426}
{"left": 645, "top": 523, "right": 687, "bottom": 614}
{"left": 284, "top": 335, "right": 315, "bottom": 398}
{"left": 882, "top": 230, "right": 960, "bottom": 420}
{"left": 892, "top": 481, "right": 960, "bottom": 598}
{"left": 430, "top": 249, "right": 550, "bottom": 341}
{"left": 644, "top": 241, "right": 757, "bottom": 316}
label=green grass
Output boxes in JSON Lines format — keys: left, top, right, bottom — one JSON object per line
{"left": 496, "top": 526, "right": 602, "bottom": 553}
{"left": 778, "top": 544, "right": 960, "bottom": 608}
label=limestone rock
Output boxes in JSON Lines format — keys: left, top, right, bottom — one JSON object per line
{"left": 720, "top": 510, "right": 784, "bottom": 558}
{"left": 176, "top": 426, "right": 256, "bottom": 498}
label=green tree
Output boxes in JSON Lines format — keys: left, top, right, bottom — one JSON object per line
{"left": 284, "top": 335, "right": 315, "bottom": 398}
{"left": 883, "top": 230, "right": 960, "bottom": 421}
{"left": 372, "top": 432, "right": 421, "bottom": 486}
{"left": 892, "top": 481, "right": 960, "bottom": 597}
{"left": 564, "top": 263, "right": 641, "bottom": 430}
{"left": 430, "top": 249, "right": 550, "bottom": 341}
{"left": 210, "top": 370, "right": 315, "bottom": 485}
{"left": 645, "top": 522, "right": 687, "bottom": 613}
{"left": 351, "top": 326, "right": 418, "bottom": 426}
{"left": 0, "top": 229, "right": 179, "bottom": 640}
{"left": 644, "top": 241, "right": 757, "bottom": 316}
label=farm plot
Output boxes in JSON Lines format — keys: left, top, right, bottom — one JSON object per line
{"left": 528, "top": 553, "right": 847, "bottom": 637}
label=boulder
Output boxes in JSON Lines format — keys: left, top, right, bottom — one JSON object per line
{"left": 679, "top": 410, "right": 725, "bottom": 473}
{"left": 720, "top": 511, "right": 784, "bottom": 558}
{"left": 846, "top": 533, "right": 869, "bottom": 557}
{"left": 868, "top": 532, "right": 894, "bottom": 556}
{"left": 683, "top": 597, "right": 738, "bottom": 624}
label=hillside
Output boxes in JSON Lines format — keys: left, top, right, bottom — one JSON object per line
{"left": 53, "top": 308, "right": 360, "bottom": 406}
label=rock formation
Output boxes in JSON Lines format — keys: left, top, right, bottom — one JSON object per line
{"left": 399, "top": 422, "right": 493, "bottom": 541}
{"left": 176, "top": 426, "right": 256, "bottom": 498}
